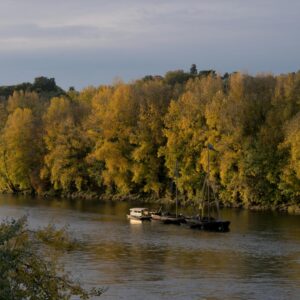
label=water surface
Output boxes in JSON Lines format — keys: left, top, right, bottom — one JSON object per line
{"left": 0, "top": 195, "right": 299, "bottom": 300}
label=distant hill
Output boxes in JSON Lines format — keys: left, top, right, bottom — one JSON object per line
{"left": 0, "top": 77, "right": 65, "bottom": 101}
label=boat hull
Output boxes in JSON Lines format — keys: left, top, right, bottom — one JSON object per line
{"left": 151, "top": 213, "right": 186, "bottom": 225}
{"left": 186, "top": 218, "right": 230, "bottom": 232}
{"left": 127, "top": 215, "right": 151, "bottom": 221}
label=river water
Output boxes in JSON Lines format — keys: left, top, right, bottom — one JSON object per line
{"left": 0, "top": 195, "right": 299, "bottom": 300}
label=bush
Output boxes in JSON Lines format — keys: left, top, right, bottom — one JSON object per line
{"left": 0, "top": 217, "right": 103, "bottom": 300}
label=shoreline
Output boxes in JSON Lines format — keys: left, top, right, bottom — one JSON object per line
{"left": 1, "top": 190, "right": 300, "bottom": 215}
{"left": 45, "top": 191, "right": 300, "bottom": 215}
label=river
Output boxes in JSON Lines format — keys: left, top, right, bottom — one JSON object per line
{"left": 0, "top": 194, "right": 299, "bottom": 300}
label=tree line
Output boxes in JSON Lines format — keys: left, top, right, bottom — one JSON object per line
{"left": 0, "top": 69, "right": 299, "bottom": 208}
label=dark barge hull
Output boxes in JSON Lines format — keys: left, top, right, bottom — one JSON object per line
{"left": 186, "top": 219, "right": 230, "bottom": 232}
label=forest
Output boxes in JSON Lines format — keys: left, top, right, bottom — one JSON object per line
{"left": 0, "top": 67, "right": 300, "bottom": 210}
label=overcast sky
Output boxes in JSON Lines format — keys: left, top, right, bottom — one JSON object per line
{"left": 0, "top": 0, "right": 299, "bottom": 89}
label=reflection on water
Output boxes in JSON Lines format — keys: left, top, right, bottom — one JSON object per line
{"left": 0, "top": 194, "right": 299, "bottom": 300}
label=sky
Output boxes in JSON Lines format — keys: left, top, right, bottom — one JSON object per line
{"left": 0, "top": 0, "right": 299, "bottom": 90}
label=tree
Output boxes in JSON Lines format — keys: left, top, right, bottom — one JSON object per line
{"left": 0, "top": 108, "right": 43, "bottom": 192}
{"left": 42, "top": 97, "right": 91, "bottom": 193}
{"left": 208, "top": 73, "right": 283, "bottom": 206}
{"left": 164, "top": 70, "right": 191, "bottom": 86}
{"left": 0, "top": 217, "right": 103, "bottom": 299}
{"left": 130, "top": 80, "right": 171, "bottom": 196}
{"left": 190, "top": 64, "right": 198, "bottom": 75}
{"left": 160, "top": 76, "right": 223, "bottom": 199}
{"left": 199, "top": 70, "right": 216, "bottom": 77}
{"left": 1, "top": 71, "right": 300, "bottom": 207}
{"left": 33, "top": 77, "right": 57, "bottom": 91}
{"left": 88, "top": 84, "right": 139, "bottom": 194}
{"left": 278, "top": 112, "right": 300, "bottom": 203}
{"left": 0, "top": 101, "right": 7, "bottom": 130}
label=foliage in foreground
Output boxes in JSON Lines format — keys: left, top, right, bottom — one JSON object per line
{"left": 0, "top": 217, "right": 103, "bottom": 300}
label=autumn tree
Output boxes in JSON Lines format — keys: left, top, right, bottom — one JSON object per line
{"left": 41, "top": 96, "right": 91, "bottom": 193}
{"left": 0, "top": 71, "right": 300, "bottom": 208}
{"left": 0, "top": 108, "right": 42, "bottom": 192}
{"left": 7, "top": 90, "right": 45, "bottom": 115}
{"left": 88, "top": 84, "right": 139, "bottom": 194}
{"left": 160, "top": 75, "right": 223, "bottom": 199}
{"left": 130, "top": 79, "right": 172, "bottom": 196}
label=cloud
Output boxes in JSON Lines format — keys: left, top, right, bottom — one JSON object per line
{"left": 0, "top": 0, "right": 299, "bottom": 88}
{"left": 0, "top": 23, "right": 134, "bottom": 51}
{"left": 0, "top": 0, "right": 298, "bottom": 52}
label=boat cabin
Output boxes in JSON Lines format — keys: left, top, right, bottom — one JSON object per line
{"left": 129, "top": 208, "right": 150, "bottom": 218}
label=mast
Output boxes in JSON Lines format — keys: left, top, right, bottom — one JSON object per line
{"left": 207, "top": 145, "right": 210, "bottom": 218}
{"left": 175, "top": 160, "right": 178, "bottom": 218}
{"left": 201, "top": 144, "right": 214, "bottom": 219}
{"left": 206, "top": 143, "right": 220, "bottom": 219}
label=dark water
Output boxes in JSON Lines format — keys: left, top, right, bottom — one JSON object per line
{"left": 0, "top": 195, "right": 299, "bottom": 300}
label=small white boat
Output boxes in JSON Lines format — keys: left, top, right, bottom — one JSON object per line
{"left": 127, "top": 208, "right": 151, "bottom": 221}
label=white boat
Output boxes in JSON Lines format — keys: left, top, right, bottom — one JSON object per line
{"left": 127, "top": 208, "right": 151, "bottom": 221}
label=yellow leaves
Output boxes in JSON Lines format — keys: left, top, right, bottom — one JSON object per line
{"left": 4, "top": 108, "right": 34, "bottom": 142}
{"left": 228, "top": 72, "right": 244, "bottom": 101}
{"left": 91, "top": 86, "right": 114, "bottom": 110}
{"left": 42, "top": 96, "right": 90, "bottom": 192}
{"left": 219, "top": 150, "right": 239, "bottom": 185}
{"left": 7, "top": 90, "right": 40, "bottom": 114}
{"left": 44, "top": 97, "right": 72, "bottom": 125}
{"left": 92, "top": 84, "right": 138, "bottom": 139}
{"left": 185, "top": 75, "right": 222, "bottom": 100}
{"left": 204, "top": 91, "right": 225, "bottom": 131}
{"left": 90, "top": 140, "right": 131, "bottom": 193}
{"left": 274, "top": 73, "right": 298, "bottom": 102}
{"left": 281, "top": 113, "right": 300, "bottom": 182}
{"left": 162, "top": 76, "right": 224, "bottom": 196}
{"left": 132, "top": 142, "right": 149, "bottom": 162}
{"left": 278, "top": 125, "right": 300, "bottom": 199}
{"left": 127, "top": 81, "right": 170, "bottom": 195}
{"left": 1, "top": 72, "right": 300, "bottom": 204}
{"left": 2, "top": 108, "right": 38, "bottom": 189}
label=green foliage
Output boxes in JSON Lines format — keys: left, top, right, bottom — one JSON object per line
{"left": 0, "top": 102, "right": 8, "bottom": 130}
{"left": 190, "top": 64, "right": 198, "bottom": 75}
{"left": 0, "top": 77, "right": 65, "bottom": 100}
{"left": 33, "top": 77, "right": 57, "bottom": 91}
{"left": 0, "top": 217, "right": 103, "bottom": 299}
{"left": 164, "top": 70, "right": 192, "bottom": 86}
{"left": 0, "top": 83, "right": 32, "bottom": 99}
{"left": 199, "top": 70, "right": 216, "bottom": 77}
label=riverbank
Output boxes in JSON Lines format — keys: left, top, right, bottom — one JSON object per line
{"left": 2, "top": 190, "right": 300, "bottom": 215}
{"left": 48, "top": 191, "right": 300, "bottom": 215}
{"left": 246, "top": 203, "right": 300, "bottom": 214}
